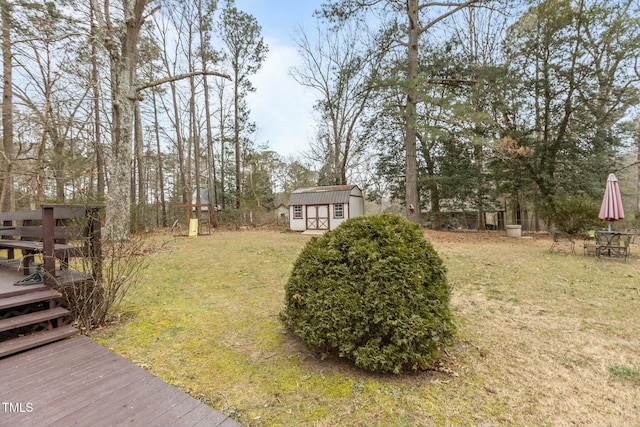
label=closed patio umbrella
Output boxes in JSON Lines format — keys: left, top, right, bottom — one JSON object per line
{"left": 599, "top": 173, "right": 624, "bottom": 231}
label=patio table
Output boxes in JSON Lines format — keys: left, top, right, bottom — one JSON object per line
{"left": 595, "top": 230, "right": 633, "bottom": 260}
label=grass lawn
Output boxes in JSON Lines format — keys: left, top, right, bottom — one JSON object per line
{"left": 94, "top": 229, "right": 640, "bottom": 427}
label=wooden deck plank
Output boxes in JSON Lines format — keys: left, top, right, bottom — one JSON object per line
{"left": 52, "top": 371, "right": 169, "bottom": 426}
{"left": 1, "top": 337, "right": 120, "bottom": 399}
{"left": 0, "top": 336, "right": 242, "bottom": 427}
{"left": 19, "top": 355, "right": 154, "bottom": 426}
{"left": 0, "top": 332, "right": 99, "bottom": 383}
{"left": 168, "top": 403, "right": 233, "bottom": 427}
{"left": 0, "top": 288, "right": 61, "bottom": 311}
{"left": 0, "top": 337, "right": 137, "bottom": 392}
{"left": 144, "top": 392, "right": 205, "bottom": 425}
{"left": 0, "top": 307, "right": 69, "bottom": 333}
{"left": 167, "top": 404, "right": 219, "bottom": 426}
{"left": 2, "top": 338, "right": 201, "bottom": 425}
{"left": 1, "top": 336, "right": 120, "bottom": 405}
{"left": 0, "top": 324, "right": 77, "bottom": 358}
{"left": 79, "top": 376, "right": 196, "bottom": 426}
{"left": 213, "top": 417, "right": 249, "bottom": 427}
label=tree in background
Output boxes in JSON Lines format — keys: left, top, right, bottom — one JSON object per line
{"left": 362, "top": 3, "right": 510, "bottom": 228}
{"left": 219, "top": 2, "right": 268, "bottom": 213}
{"left": 242, "top": 150, "right": 278, "bottom": 210}
{"left": 18, "top": 3, "right": 89, "bottom": 203}
{"left": 279, "top": 158, "right": 318, "bottom": 195}
{"left": 320, "top": 0, "right": 493, "bottom": 223}
{"left": 291, "top": 19, "right": 389, "bottom": 186}
{"left": 1, "top": 1, "right": 93, "bottom": 209}
{"left": 503, "top": 0, "right": 640, "bottom": 227}
{"left": 92, "top": 0, "right": 229, "bottom": 238}
{"left": 2, "top": 0, "right": 638, "bottom": 232}
{"left": 90, "top": 0, "right": 156, "bottom": 240}
{"left": 0, "top": 0, "right": 14, "bottom": 211}
{"left": 197, "top": 0, "right": 222, "bottom": 216}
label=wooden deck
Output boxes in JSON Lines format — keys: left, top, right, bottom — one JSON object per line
{"left": 1, "top": 260, "right": 47, "bottom": 298}
{"left": 0, "top": 336, "right": 242, "bottom": 426}
{"left": 0, "top": 259, "right": 88, "bottom": 299}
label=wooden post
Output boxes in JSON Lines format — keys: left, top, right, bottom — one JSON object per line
{"left": 42, "top": 206, "right": 56, "bottom": 286}
{"left": 87, "top": 206, "right": 103, "bottom": 283}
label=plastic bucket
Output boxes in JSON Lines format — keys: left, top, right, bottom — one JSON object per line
{"left": 505, "top": 224, "right": 522, "bottom": 238}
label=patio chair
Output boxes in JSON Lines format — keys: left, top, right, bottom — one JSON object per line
{"left": 550, "top": 230, "right": 575, "bottom": 255}
{"left": 626, "top": 229, "right": 639, "bottom": 257}
{"left": 583, "top": 228, "right": 597, "bottom": 256}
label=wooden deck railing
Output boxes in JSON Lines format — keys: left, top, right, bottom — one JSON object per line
{"left": 0, "top": 204, "right": 103, "bottom": 286}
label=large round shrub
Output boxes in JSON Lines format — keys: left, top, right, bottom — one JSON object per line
{"left": 540, "top": 194, "right": 602, "bottom": 234}
{"left": 281, "top": 214, "right": 455, "bottom": 374}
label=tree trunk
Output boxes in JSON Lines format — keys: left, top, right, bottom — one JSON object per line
{"left": 197, "top": 0, "right": 218, "bottom": 224}
{"left": 134, "top": 99, "right": 145, "bottom": 204}
{"left": 107, "top": 79, "right": 135, "bottom": 240}
{"left": 190, "top": 74, "right": 200, "bottom": 207}
{"left": 49, "top": 105, "right": 65, "bottom": 202}
{"left": 418, "top": 135, "right": 441, "bottom": 228}
{"left": 91, "top": 4, "right": 105, "bottom": 198}
{"left": 637, "top": 134, "right": 640, "bottom": 214}
{"left": 169, "top": 78, "right": 189, "bottom": 204}
{"left": 152, "top": 90, "right": 167, "bottom": 227}
{"left": 234, "top": 74, "right": 241, "bottom": 211}
{"left": 100, "top": 0, "right": 148, "bottom": 241}
{"left": 404, "top": 0, "right": 421, "bottom": 223}
{"left": 218, "top": 84, "right": 227, "bottom": 209}
{"left": 36, "top": 129, "right": 46, "bottom": 202}
{"left": 1, "top": 0, "right": 13, "bottom": 211}
{"left": 203, "top": 75, "right": 218, "bottom": 211}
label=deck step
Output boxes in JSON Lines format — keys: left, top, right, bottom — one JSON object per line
{"left": 0, "top": 288, "right": 62, "bottom": 311}
{"left": 0, "top": 307, "right": 70, "bottom": 333}
{"left": 0, "top": 324, "right": 78, "bottom": 358}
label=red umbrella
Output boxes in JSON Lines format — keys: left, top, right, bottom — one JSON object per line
{"left": 599, "top": 173, "right": 624, "bottom": 231}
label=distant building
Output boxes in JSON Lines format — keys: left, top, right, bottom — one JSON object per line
{"left": 275, "top": 203, "right": 289, "bottom": 222}
{"left": 288, "top": 185, "right": 364, "bottom": 232}
{"left": 191, "top": 189, "right": 212, "bottom": 210}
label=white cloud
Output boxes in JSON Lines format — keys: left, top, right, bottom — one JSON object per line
{"left": 248, "top": 40, "right": 318, "bottom": 157}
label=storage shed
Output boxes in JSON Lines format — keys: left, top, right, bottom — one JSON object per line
{"left": 288, "top": 185, "right": 364, "bottom": 231}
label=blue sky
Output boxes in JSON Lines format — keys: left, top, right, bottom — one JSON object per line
{"left": 235, "top": 1, "right": 323, "bottom": 41}
{"left": 234, "top": 0, "right": 326, "bottom": 157}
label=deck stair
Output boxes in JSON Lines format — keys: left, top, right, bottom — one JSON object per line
{"left": 0, "top": 288, "right": 78, "bottom": 358}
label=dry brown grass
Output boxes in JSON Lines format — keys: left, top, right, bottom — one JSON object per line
{"left": 429, "top": 230, "right": 640, "bottom": 426}
{"left": 94, "top": 229, "right": 640, "bottom": 427}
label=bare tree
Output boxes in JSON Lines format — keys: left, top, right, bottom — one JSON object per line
{"left": 90, "top": 0, "right": 157, "bottom": 240}
{"left": 291, "top": 20, "right": 388, "bottom": 185}
{"left": 151, "top": 86, "right": 167, "bottom": 226}
{"left": 152, "top": 2, "right": 189, "bottom": 204}
{"left": 215, "top": 78, "right": 232, "bottom": 209}
{"left": 90, "top": 1, "right": 106, "bottom": 198}
{"left": 91, "top": 0, "right": 228, "bottom": 239}
{"left": 197, "top": 0, "right": 219, "bottom": 213}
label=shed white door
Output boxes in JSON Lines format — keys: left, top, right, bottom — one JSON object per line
{"left": 306, "top": 205, "right": 329, "bottom": 230}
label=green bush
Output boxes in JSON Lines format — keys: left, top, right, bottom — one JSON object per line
{"left": 542, "top": 195, "right": 602, "bottom": 234}
{"left": 281, "top": 214, "right": 455, "bottom": 374}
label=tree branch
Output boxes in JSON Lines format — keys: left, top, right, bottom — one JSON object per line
{"left": 142, "top": 4, "right": 161, "bottom": 22}
{"left": 426, "top": 77, "right": 477, "bottom": 86}
{"left": 135, "top": 71, "right": 231, "bottom": 93}
{"left": 419, "top": 0, "right": 490, "bottom": 34}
